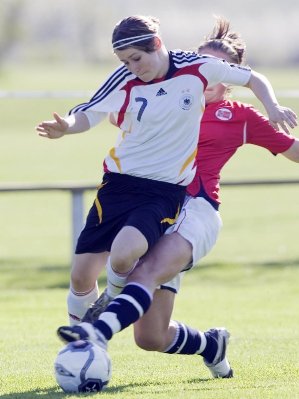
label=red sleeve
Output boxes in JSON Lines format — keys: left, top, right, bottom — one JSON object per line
{"left": 245, "top": 105, "right": 295, "bottom": 153}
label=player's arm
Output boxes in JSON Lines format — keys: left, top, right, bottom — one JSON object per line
{"left": 281, "top": 138, "right": 299, "bottom": 162}
{"left": 245, "top": 70, "right": 297, "bottom": 133}
{"left": 202, "top": 58, "right": 297, "bottom": 134}
{"left": 246, "top": 104, "right": 299, "bottom": 163}
{"left": 36, "top": 111, "right": 90, "bottom": 139}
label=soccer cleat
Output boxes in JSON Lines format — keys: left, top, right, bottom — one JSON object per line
{"left": 203, "top": 328, "right": 233, "bottom": 378}
{"left": 57, "top": 322, "right": 107, "bottom": 350}
{"left": 82, "top": 288, "right": 113, "bottom": 323}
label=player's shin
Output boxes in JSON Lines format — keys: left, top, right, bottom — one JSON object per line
{"left": 58, "top": 283, "right": 154, "bottom": 346}
{"left": 106, "top": 256, "right": 137, "bottom": 298}
{"left": 94, "top": 282, "right": 153, "bottom": 340}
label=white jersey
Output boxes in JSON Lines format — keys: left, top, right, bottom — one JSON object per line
{"left": 70, "top": 50, "right": 251, "bottom": 185}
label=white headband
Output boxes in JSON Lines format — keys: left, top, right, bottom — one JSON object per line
{"left": 112, "top": 33, "right": 157, "bottom": 50}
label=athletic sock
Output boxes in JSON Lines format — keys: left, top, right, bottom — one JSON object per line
{"left": 163, "top": 321, "right": 207, "bottom": 355}
{"left": 106, "top": 256, "right": 136, "bottom": 298}
{"left": 67, "top": 283, "right": 99, "bottom": 325}
{"left": 94, "top": 282, "right": 152, "bottom": 340}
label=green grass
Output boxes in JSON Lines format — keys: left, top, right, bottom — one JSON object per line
{"left": 1, "top": 264, "right": 299, "bottom": 398}
{"left": 0, "top": 65, "right": 298, "bottom": 398}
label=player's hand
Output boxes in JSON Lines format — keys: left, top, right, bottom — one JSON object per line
{"left": 36, "top": 112, "right": 69, "bottom": 139}
{"left": 268, "top": 106, "right": 297, "bottom": 134}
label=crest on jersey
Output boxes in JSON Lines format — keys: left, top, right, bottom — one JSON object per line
{"left": 215, "top": 108, "right": 233, "bottom": 121}
{"left": 179, "top": 94, "right": 194, "bottom": 110}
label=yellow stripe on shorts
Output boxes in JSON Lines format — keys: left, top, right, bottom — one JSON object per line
{"left": 161, "top": 204, "right": 181, "bottom": 225}
{"left": 94, "top": 182, "right": 107, "bottom": 224}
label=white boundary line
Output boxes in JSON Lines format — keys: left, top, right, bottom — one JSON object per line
{"left": 0, "top": 90, "right": 299, "bottom": 99}
{"left": 0, "top": 90, "right": 93, "bottom": 98}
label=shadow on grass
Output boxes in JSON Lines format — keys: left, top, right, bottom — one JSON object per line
{"left": 1, "top": 377, "right": 211, "bottom": 398}
{"left": 1, "top": 256, "right": 298, "bottom": 290}
{"left": 182, "top": 257, "right": 299, "bottom": 288}
{"left": 255, "top": 258, "right": 299, "bottom": 268}
{"left": 199, "top": 258, "right": 299, "bottom": 270}
{"left": 0, "top": 258, "right": 106, "bottom": 290}
{"left": 0, "top": 387, "right": 64, "bottom": 399}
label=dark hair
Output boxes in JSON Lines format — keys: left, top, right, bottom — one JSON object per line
{"left": 198, "top": 17, "right": 246, "bottom": 65}
{"left": 112, "top": 15, "right": 160, "bottom": 53}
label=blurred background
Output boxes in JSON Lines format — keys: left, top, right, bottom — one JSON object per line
{"left": 0, "top": 0, "right": 298, "bottom": 277}
{"left": 1, "top": 0, "right": 299, "bottom": 67}
{"left": 1, "top": 4, "right": 298, "bottom": 394}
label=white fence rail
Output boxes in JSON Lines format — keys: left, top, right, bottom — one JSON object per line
{"left": 2, "top": 89, "right": 298, "bottom": 253}
{"left": 1, "top": 179, "right": 299, "bottom": 254}
{"left": 1, "top": 89, "right": 299, "bottom": 99}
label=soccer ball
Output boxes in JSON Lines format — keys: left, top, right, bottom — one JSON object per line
{"left": 54, "top": 340, "right": 112, "bottom": 393}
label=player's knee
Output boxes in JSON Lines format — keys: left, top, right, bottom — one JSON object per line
{"left": 110, "top": 252, "right": 136, "bottom": 274}
{"left": 110, "top": 227, "right": 148, "bottom": 273}
{"left": 70, "top": 270, "right": 92, "bottom": 292}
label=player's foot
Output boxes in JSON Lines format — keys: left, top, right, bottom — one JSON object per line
{"left": 57, "top": 322, "right": 107, "bottom": 350}
{"left": 203, "top": 327, "right": 233, "bottom": 378}
{"left": 82, "top": 288, "right": 113, "bottom": 323}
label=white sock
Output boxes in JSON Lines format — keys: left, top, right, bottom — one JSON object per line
{"left": 106, "top": 257, "right": 137, "bottom": 298}
{"left": 67, "top": 282, "right": 99, "bottom": 325}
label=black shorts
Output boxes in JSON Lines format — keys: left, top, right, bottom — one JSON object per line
{"left": 75, "top": 173, "right": 186, "bottom": 254}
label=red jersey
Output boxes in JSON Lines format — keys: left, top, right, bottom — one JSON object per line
{"left": 187, "top": 100, "right": 295, "bottom": 207}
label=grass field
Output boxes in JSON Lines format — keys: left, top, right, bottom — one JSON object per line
{"left": 0, "top": 65, "right": 298, "bottom": 398}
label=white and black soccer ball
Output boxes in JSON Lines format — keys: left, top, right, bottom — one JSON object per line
{"left": 54, "top": 340, "right": 112, "bottom": 393}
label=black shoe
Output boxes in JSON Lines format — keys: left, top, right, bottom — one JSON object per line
{"left": 82, "top": 288, "right": 113, "bottom": 323}
{"left": 57, "top": 322, "right": 107, "bottom": 349}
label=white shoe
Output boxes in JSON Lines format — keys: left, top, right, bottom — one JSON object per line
{"left": 203, "top": 328, "right": 233, "bottom": 378}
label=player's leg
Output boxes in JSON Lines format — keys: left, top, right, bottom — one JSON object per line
{"left": 69, "top": 211, "right": 182, "bottom": 330}
{"left": 79, "top": 177, "right": 185, "bottom": 323}
{"left": 105, "top": 184, "right": 185, "bottom": 298}
{"left": 67, "top": 173, "right": 134, "bottom": 325}
{"left": 82, "top": 230, "right": 189, "bottom": 323}
{"left": 59, "top": 232, "right": 190, "bottom": 342}
{"left": 106, "top": 225, "right": 149, "bottom": 297}
{"left": 133, "top": 287, "right": 232, "bottom": 378}
{"left": 86, "top": 226, "right": 150, "bottom": 322}
{"left": 134, "top": 288, "right": 177, "bottom": 352}
{"left": 81, "top": 195, "right": 220, "bottom": 326}
{"left": 67, "top": 252, "right": 109, "bottom": 325}
{"left": 58, "top": 197, "right": 229, "bottom": 377}
{"left": 91, "top": 233, "right": 190, "bottom": 340}
{"left": 66, "top": 173, "right": 149, "bottom": 325}
{"left": 132, "top": 197, "right": 231, "bottom": 377}
{"left": 110, "top": 226, "right": 148, "bottom": 273}
{"left": 107, "top": 196, "right": 230, "bottom": 377}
